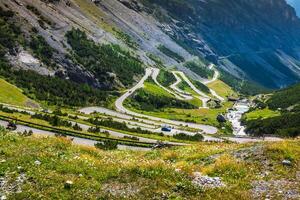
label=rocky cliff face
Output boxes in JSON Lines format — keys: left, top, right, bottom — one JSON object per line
{"left": 287, "top": 0, "right": 300, "bottom": 16}
{"left": 136, "top": 0, "right": 300, "bottom": 88}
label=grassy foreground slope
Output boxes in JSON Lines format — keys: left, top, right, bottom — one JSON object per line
{"left": 1, "top": 130, "right": 299, "bottom": 199}
{"left": 0, "top": 78, "right": 37, "bottom": 108}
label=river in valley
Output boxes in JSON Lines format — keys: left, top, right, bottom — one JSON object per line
{"left": 226, "top": 100, "right": 250, "bottom": 136}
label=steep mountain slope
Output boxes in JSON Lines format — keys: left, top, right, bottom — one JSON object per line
{"left": 287, "top": 0, "right": 300, "bottom": 16}
{"left": 134, "top": 0, "right": 300, "bottom": 88}
{"left": 2, "top": 0, "right": 300, "bottom": 94}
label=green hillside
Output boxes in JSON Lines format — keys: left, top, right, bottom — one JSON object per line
{"left": 243, "top": 83, "right": 300, "bottom": 138}
{"left": 267, "top": 83, "right": 300, "bottom": 109}
{"left": 0, "top": 78, "right": 37, "bottom": 108}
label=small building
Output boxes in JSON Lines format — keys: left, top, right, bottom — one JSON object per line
{"left": 228, "top": 96, "right": 239, "bottom": 102}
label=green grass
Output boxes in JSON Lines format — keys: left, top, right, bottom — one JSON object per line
{"left": 127, "top": 101, "right": 233, "bottom": 127}
{"left": 207, "top": 80, "right": 237, "bottom": 98}
{"left": 144, "top": 81, "right": 174, "bottom": 98}
{"left": 73, "top": 0, "right": 115, "bottom": 33}
{"left": 173, "top": 77, "right": 204, "bottom": 107}
{"left": 0, "top": 78, "right": 38, "bottom": 108}
{"left": 244, "top": 108, "right": 281, "bottom": 120}
{"left": 1, "top": 130, "right": 299, "bottom": 199}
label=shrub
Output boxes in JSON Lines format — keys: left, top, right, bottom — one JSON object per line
{"left": 72, "top": 123, "right": 82, "bottom": 131}
{"left": 173, "top": 133, "right": 204, "bottom": 141}
{"left": 95, "top": 140, "right": 118, "bottom": 150}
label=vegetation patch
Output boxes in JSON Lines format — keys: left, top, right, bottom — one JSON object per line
{"left": 114, "top": 28, "right": 139, "bottom": 50}
{"left": 173, "top": 133, "right": 204, "bottom": 141}
{"left": 157, "top": 44, "right": 184, "bottom": 62}
{"left": 192, "top": 79, "right": 210, "bottom": 94}
{"left": 126, "top": 80, "right": 197, "bottom": 111}
{"left": 29, "top": 35, "right": 56, "bottom": 67}
{"left": 243, "top": 112, "right": 300, "bottom": 138}
{"left": 26, "top": 4, "right": 52, "bottom": 29}
{"left": 66, "top": 28, "right": 144, "bottom": 88}
{"left": 0, "top": 78, "right": 37, "bottom": 107}
{"left": 157, "top": 69, "right": 176, "bottom": 87}
{"left": 243, "top": 83, "right": 300, "bottom": 138}
{"left": 0, "top": 68, "right": 113, "bottom": 107}
{"left": 88, "top": 117, "right": 157, "bottom": 136}
{"left": 267, "top": 83, "right": 300, "bottom": 110}
{"left": 184, "top": 60, "right": 213, "bottom": 79}
{"left": 243, "top": 108, "right": 280, "bottom": 121}
{"left": 219, "top": 69, "right": 269, "bottom": 95}
{"left": 1, "top": 129, "right": 299, "bottom": 199}
{"left": 207, "top": 80, "right": 237, "bottom": 98}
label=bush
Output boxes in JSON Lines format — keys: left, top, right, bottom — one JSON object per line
{"left": 31, "top": 113, "right": 72, "bottom": 127}
{"left": 123, "top": 135, "right": 139, "bottom": 141}
{"left": 95, "top": 140, "right": 118, "bottom": 150}
{"left": 173, "top": 133, "right": 204, "bottom": 141}
{"left": 88, "top": 126, "right": 101, "bottom": 134}
{"left": 88, "top": 118, "right": 154, "bottom": 135}
{"left": 72, "top": 123, "right": 82, "bottom": 131}
{"left": 19, "top": 130, "right": 33, "bottom": 137}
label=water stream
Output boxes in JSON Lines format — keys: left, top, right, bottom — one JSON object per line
{"left": 226, "top": 100, "right": 250, "bottom": 136}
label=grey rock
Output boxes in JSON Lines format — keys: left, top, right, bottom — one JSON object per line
{"left": 282, "top": 160, "right": 292, "bottom": 166}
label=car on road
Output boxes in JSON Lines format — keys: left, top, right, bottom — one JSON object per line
{"left": 161, "top": 125, "right": 172, "bottom": 132}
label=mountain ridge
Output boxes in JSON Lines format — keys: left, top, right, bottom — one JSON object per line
{"left": 133, "top": 0, "right": 300, "bottom": 88}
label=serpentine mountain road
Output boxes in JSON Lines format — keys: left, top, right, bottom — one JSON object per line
{"left": 202, "top": 65, "right": 225, "bottom": 102}
{"left": 169, "top": 71, "right": 194, "bottom": 100}
{"left": 151, "top": 68, "right": 190, "bottom": 100}
{"left": 0, "top": 120, "right": 151, "bottom": 151}
{"left": 114, "top": 68, "right": 218, "bottom": 134}
{"left": 173, "top": 71, "right": 210, "bottom": 108}
{"left": 0, "top": 105, "right": 185, "bottom": 145}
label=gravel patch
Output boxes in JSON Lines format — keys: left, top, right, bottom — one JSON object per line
{"left": 192, "top": 172, "right": 225, "bottom": 189}
{"left": 0, "top": 173, "right": 26, "bottom": 199}
{"left": 251, "top": 179, "right": 300, "bottom": 200}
